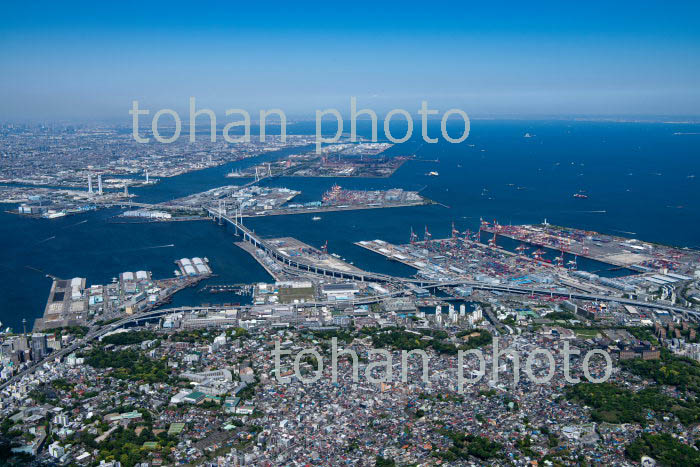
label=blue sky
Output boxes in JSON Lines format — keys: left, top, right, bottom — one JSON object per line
{"left": 1, "top": 1, "right": 699, "bottom": 120}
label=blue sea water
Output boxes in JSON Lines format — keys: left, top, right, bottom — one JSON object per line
{"left": 1, "top": 120, "right": 698, "bottom": 330}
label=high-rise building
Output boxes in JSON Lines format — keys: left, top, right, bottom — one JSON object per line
{"left": 30, "top": 333, "right": 48, "bottom": 360}
{"left": 88, "top": 173, "right": 93, "bottom": 194}
{"left": 98, "top": 174, "right": 103, "bottom": 195}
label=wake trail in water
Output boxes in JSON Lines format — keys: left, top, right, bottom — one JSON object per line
{"left": 611, "top": 229, "right": 637, "bottom": 235}
{"left": 63, "top": 220, "right": 87, "bottom": 228}
{"left": 110, "top": 243, "right": 175, "bottom": 253}
{"left": 33, "top": 236, "right": 56, "bottom": 245}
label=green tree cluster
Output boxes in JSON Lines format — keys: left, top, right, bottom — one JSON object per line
{"left": 375, "top": 456, "right": 396, "bottom": 466}
{"left": 84, "top": 348, "right": 170, "bottom": 383}
{"left": 435, "top": 429, "right": 504, "bottom": 461}
{"left": 565, "top": 382, "right": 700, "bottom": 425}
{"left": 456, "top": 330, "right": 492, "bottom": 350}
{"left": 621, "top": 349, "right": 700, "bottom": 393}
{"left": 625, "top": 433, "right": 700, "bottom": 466}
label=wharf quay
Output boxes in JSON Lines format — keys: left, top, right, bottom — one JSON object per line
{"left": 355, "top": 236, "right": 534, "bottom": 272}
{"left": 33, "top": 273, "right": 207, "bottom": 332}
{"left": 354, "top": 240, "right": 420, "bottom": 271}
{"left": 198, "top": 283, "right": 253, "bottom": 294}
{"left": 235, "top": 241, "right": 284, "bottom": 281}
{"left": 240, "top": 200, "right": 431, "bottom": 218}
{"left": 480, "top": 226, "right": 648, "bottom": 271}
{"left": 107, "top": 216, "right": 208, "bottom": 224}
{"left": 208, "top": 206, "right": 396, "bottom": 283}
{"left": 104, "top": 199, "right": 429, "bottom": 221}
{"left": 206, "top": 207, "right": 700, "bottom": 321}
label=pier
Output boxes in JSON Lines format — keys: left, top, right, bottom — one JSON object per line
{"left": 205, "top": 206, "right": 700, "bottom": 321}
{"left": 206, "top": 206, "right": 396, "bottom": 283}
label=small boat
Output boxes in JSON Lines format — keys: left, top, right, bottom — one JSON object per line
{"left": 426, "top": 171, "right": 439, "bottom": 176}
{"left": 312, "top": 216, "right": 321, "bottom": 221}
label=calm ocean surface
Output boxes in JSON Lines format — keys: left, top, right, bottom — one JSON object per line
{"left": 1, "top": 120, "right": 698, "bottom": 330}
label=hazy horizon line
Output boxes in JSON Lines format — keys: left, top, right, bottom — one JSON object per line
{"left": 3, "top": 114, "right": 700, "bottom": 127}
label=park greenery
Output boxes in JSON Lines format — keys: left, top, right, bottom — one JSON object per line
{"left": 68, "top": 425, "right": 178, "bottom": 467}
{"left": 565, "top": 382, "right": 700, "bottom": 426}
{"left": 370, "top": 328, "right": 492, "bottom": 356}
{"left": 543, "top": 311, "right": 577, "bottom": 321}
{"left": 51, "top": 378, "right": 74, "bottom": 391}
{"left": 311, "top": 328, "right": 354, "bottom": 344}
{"left": 375, "top": 456, "right": 396, "bottom": 466}
{"left": 167, "top": 329, "right": 214, "bottom": 343}
{"left": 626, "top": 326, "right": 659, "bottom": 344}
{"left": 625, "top": 433, "right": 700, "bottom": 466}
{"left": 456, "top": 329, "right": 492, "bottom": 350}
{"left": 371, "top": 329, "right": 452, "bottom": 354}
{"left": 620, "top": 349, "right": 700, "bottom": 394}
{"left": 434, "top": 429, "right": 504, "bottom": 461}
{"left": 83, "top": 348, "right": 171, "bottom": 383}
{"left": 226, "top": 327, "right": 250, "bottom": 339}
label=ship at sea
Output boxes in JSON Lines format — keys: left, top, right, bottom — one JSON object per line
{"left": 573, "top": 191, "right": 588, "bottom": 199}
{"left": 1, "top": 121, "right": 698, "bottom": 332}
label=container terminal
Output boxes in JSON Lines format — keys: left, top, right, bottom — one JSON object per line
{"left": 355, "top": 234, "right": 579, "bottom": 292}
{"left": 210, "top": 203, "right": 700, "bottom": 315}
{"left": 478, "top": 219, "right": 700, "bottom": 275}
{"left": 355, "top": 221, "right": 700, "bottom": 308}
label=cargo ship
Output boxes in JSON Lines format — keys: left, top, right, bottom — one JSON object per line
{"left": 573, "top": 192, "right": 588, "bottom": 199}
